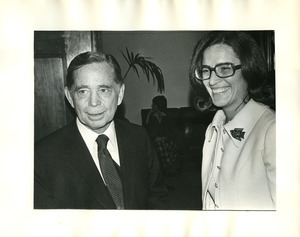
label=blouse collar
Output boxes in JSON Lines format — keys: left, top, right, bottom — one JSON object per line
{"left": 208, "top": 99, "right": 269, "bottom": 147}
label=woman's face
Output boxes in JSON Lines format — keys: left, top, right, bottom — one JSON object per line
{"left": 202, "top": 44, "right": 248, "bottom": 112}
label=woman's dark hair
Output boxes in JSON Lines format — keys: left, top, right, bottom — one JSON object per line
{"left": 152, "top": 95, "right": 167, "bottom": 112}
{"left": 66, "top": 51, "right": 123, "bottom": 89}
{"left": 189, "top": 31, "right": 275, "bottom": 111}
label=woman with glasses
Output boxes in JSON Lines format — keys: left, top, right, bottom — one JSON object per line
{"left": 189, "top": 31, "right": 275, "bottom": 210}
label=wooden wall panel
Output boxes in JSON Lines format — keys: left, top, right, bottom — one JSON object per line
{"left": 34, "top": 58, "right": 67, "bottom": 141}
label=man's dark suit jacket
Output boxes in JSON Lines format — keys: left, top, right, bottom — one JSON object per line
{"left": 34, "top": 119, "right": 168, "bottom": 209}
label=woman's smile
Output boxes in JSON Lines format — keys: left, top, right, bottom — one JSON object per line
{"left": 211, "top": 87, "right": 230, "bottom": 94}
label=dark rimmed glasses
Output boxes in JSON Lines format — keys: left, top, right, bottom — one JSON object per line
{"left": 194, "top": 63, "right": 242, "bottom": 81}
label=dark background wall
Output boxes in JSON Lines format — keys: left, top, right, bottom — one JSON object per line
{"left": 100, "top": 31, "right": 206, "bottom": 125}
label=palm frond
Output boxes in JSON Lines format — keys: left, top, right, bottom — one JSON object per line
{"left": 120, "top": 50, "right": 130, "bottom": 65}
{"left": 121, "top": 47, "right": 165, "bottom": 93}
{"left": 131, "top": 64, "right": 140, "bottom": 78}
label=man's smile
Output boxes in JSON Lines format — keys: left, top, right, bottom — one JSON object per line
{"left": 86, "top": 112, "right": 105, "bottom": 119}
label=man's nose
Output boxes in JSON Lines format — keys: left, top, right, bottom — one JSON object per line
{"left": 89, "top": 91, "right": 100, "bottom": 106}
{"left": 209, "top": 71, "right": 222, "bottom": 86}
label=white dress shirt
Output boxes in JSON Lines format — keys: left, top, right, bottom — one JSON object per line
{"left": 76, "top": 118, "right": 120, "bottom": 180}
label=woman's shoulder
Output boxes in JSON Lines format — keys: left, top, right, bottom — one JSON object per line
{"left": 255, "top": 101, "right": 276, "bottom": 124}
{"left": 252, "top": 102, "right": 276, "bottom": 135}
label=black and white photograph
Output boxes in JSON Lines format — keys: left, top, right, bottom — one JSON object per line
{"left": 34, "top": 31, "right": 275, "bottom": 211}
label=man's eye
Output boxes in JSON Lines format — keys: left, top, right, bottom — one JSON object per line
{"left": 77, "top": 89, "right": 89, "bottom": 94}
{"left": 100, "top": 88, "right": 111, "bottom": 93}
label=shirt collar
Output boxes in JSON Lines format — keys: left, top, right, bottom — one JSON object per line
{"left": 76, "top": 118, "right": 117, "bottom": 149}
{"left": 208, "top": 99, "right": 269, "bottom": 147}
{"left": 207, "top": 110, "right": 226, "bottom": 142}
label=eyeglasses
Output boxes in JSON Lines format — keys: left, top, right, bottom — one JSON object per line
{"left": 194, "top": 63, "right": 242, "bottom": 81}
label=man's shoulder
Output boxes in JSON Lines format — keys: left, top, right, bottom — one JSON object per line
{"left": 114, "top": 119, "right": 147, "bottom": 136}
{"left": 35, "top": 122, "right": 77, "bottom": 149}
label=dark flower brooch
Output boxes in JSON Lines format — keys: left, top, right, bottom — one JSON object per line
{"left": 230, "top": 128, "right": 245, "bottom": 141}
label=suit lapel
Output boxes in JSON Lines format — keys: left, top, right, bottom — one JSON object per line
{"left": 115, "top": 121, "right": 136, "bottom": 207}
{"left": 64, "top": 122, "right": 116, "bottom": 208}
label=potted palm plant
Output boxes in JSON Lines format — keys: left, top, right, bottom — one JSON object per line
{"left": 121, "top": 47, "right": 165, "bottom": 93}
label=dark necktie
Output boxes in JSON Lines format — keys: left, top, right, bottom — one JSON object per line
{"left": 96, "top": 134, "right": 124, "bottom": 209}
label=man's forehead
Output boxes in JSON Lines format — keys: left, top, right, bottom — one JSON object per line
{"left": 75, "top": 62, "right": 114, "bottom": 74}
{"left": 73, "top": 63, "right": 116, "bottom": 80}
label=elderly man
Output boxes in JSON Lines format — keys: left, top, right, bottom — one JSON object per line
{"left": 34, "top": 51, "right": 168, "bottom": 209}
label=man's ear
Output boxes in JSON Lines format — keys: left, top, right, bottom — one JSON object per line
{"left": 64, "top": 87, "right": 74, "bottom": 108}
{"left": 117, "top": 84, "right": 125, "bottom": 106}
